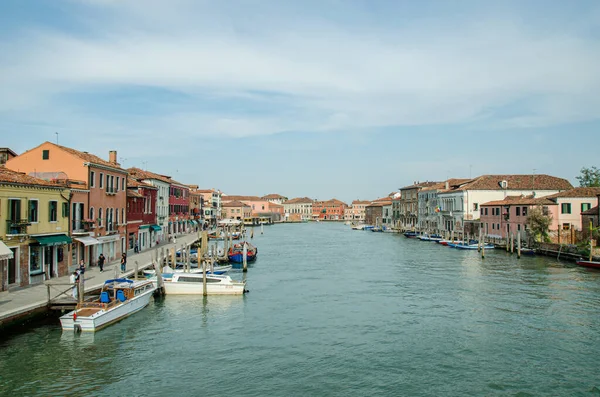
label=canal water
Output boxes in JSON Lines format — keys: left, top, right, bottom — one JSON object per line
{"left": 2, "top": 222, "right": 600, "bottom": 396}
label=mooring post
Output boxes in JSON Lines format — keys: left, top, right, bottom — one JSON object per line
{"left": 203, "top": 260, "right": 208, "bottom": 297}
{"left": 47, "top": 284, "right": 51, "bottom": 305}
{"left": 482, "top": 239, "right": 486, "bottom": 259}
{"left": 478, "top": 229, "right": 482, "bottom": 252}
{"left": 134, "top": 261, "right": 139, "bottom": 280}
{"left": 243, "top": 241, "right": 248, "bottom": 273}
{"left": 517, "top": 232, "right": 521, "bottom": 259}
{"left": 171, "top": 247, "right": 176, "bottom": 270}
{"left": 186, "top": 244, "right": 191, "bottom": 273}
{"left": 261, "top": 223, "right": 264, "bottom": 235}
{"left": 511, "top": 233, "right": 514, "bottom": 254}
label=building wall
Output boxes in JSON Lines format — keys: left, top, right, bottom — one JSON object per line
{"left": 554, "top": 197, "right": 597, "bottom": 231}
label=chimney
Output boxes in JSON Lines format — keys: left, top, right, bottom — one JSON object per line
{"left": 445, "top": 181, "right": 449, "bottom": 190}
{"left": 109, "top": 150, "right": 118, "bottom": 165}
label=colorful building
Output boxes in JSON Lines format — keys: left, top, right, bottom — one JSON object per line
{"left": 312, "top": 199, "right": 348, "bottom": 221}
{"left": 126, "top": 177, "right": 159, "bottom": 252}
{"left": 346, "top": 200, "right": 371, "bottom": 223}
{"left": 6, "top": 142, "right": 128, "bottom": 265}
{"left": 127, "top": 167, "right": 170, "bottom": 242}
{"left": 543, "top": 187, "right": 600, "bottom": 232}
{"left": 261, "top": 194, "right": 288, "bottom": 205}
{"left": 0, "top": 167, "right": 71, "bottom": 290}
{"left": 222, "top": 200, "right": 252, "bottom": 220}
{"left": 168, "top": 180, "right": 190, "bottom": 235}
{"left": 196, "top": 189, "right": 222, "bottom": 226}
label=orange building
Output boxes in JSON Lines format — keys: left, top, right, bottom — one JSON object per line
{"left": 312, "top": 199, "right": 348, "bottom": 221}
{"left": 6, "top": 142, "right": 128, "bottom": 265}
{"left": 222, "top": 200, "right": 252, "bottom": 220}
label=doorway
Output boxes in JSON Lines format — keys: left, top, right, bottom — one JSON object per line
{"left": 44, "top": 246, "right": 55, "bottom": 278}
{"left": 8, "top": 248, "right": 18, "bottom": 284}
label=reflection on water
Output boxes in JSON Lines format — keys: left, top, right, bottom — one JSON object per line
{"left": 2, "top": 222, "right": 600, "bottom": 396}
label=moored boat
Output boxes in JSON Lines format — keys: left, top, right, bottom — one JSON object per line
{"left": 419, "top": 234, "right": 443, "bottom": 242}
{"left": 576, "top": 259, "right": 600, "bottom": 269}
{"left": 143, "top": 264, "right": 232, "bottom": 276}
{"left": 404, "top": 231, "right": 419, "bottom": 238}
{"left": 157, "top": 272, "right": 246, "bottom": 295}
{"left": 228, "top": 242, "right": 257, "bottom": 263}
{"left": 60, "top": 278, "right": 156, "bottom": 332}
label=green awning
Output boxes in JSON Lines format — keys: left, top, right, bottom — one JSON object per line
{"left": 32, "top": 234, "right": 72, "bottom": 247}
{"left": 191, "top": 220, "right": 198, "bottom": 225}
{"left": 139, "top": 225, "right": 150, "bottom": 229}
{"left": 150, "top": 225, "right": 162, "bottom": 232}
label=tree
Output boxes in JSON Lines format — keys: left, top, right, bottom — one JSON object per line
{"left": 527, "top": 206, "right": 553, "bottom": 243}
{"left": 576, "top": 166, "right": 600, "bottom": 187}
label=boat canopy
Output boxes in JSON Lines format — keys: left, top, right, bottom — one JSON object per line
{"left": 104, "top": 278, "right": 134, "bottom": 284}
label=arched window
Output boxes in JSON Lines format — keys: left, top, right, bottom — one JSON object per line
{"left": 122, "top": 208, "right": 125, "bottom": 224}
{"left": 89, "top": 207, "right": 94, "bottom": 221}
{"left": 115, "top": 208, "right": 119, "bottom": 226}
{"left": 98, "top": 208, "right": 103, "bottom": 227}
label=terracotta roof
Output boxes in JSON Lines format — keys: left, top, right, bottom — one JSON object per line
{"left": 222, "top": 200, "right": 251, "bottom": 208}
{"left": 196, "top": 189, "right": 217, "bottom": 193}
{"left": 481, "top": 195, "right": 556, "bottom": 207}
{"left": 127, "top": 190, "right": 144, "bottom": 198}
{"left": 0, "top": 148, "right": 17, "bottom": 157}
{"left": 46, "top": 142, "right": 126, "bottom": 172}
{"left": 582, "top": 206, "right": 600, "bottom": 216}
{"left": 222, "top": 195, "right": 262, "bottom": 202}
{"left": 315, "top": 198, "right": 348, "bottom": 206}
{"left": 453, "top": 174, "right": 572, "bottom": 191}
{"left": 269, "top": 202, "right": 284, "bottom": 208}
{"left": 366, "top": 202, "right": 384, "bottom": 207}
{"left": 261, "top": 193, "right": 287, "bottom": 199}
{"left": 543, "top": 187, "right": 600, "bottom": 199}
{"left": 127, "top": 167, "right": 187, "bottom": 187}
{"left": 352, "top": 200, "right": 371, "bottom": 205}
{"left": 400, "top": 181, "right": 440, "bottom": 190}
{"left": 127, "top": 177, "right": 156, "bottom": 189}
{"left": 0, "top": 166, "right": 65, "bottom": 188}
{"left": 285, "top": 197, "right": 314, "bottom": 204}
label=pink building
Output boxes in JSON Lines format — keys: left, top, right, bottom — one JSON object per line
{"left": 543, "top": 187, "right": 600, "bottom": 231}
{"left": 480, "top": 196, "right": 558, "bottom": 238}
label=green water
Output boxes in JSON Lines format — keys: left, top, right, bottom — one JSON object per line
{"left": 2, "top": 222, "right": 600, "bottom": 396}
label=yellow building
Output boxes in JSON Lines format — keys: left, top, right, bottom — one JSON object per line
{"left": 0, "top": 167, "right": 71, "bottom": 290}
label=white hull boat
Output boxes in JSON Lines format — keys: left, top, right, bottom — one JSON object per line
{"left": 143, "top": 264, "right": 232, "bottom": 276}
{"left": 154, "top": 272, "right": 246, "bottom": 295}
{"left": 60, "top": 279, "right": 156, "bottom": 332}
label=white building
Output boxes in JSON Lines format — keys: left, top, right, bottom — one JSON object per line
{"left": 437, "top": 174, "right": 573, "bottom": 235}
{"left": 283, "top": 197, "right": 313, "bottom": 221}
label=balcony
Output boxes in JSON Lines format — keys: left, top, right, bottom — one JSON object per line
{"left": 72, "top": 219, "right": 96, "bottom": 234}
{"left": 106, "top": 187, "right": 117, "bottom": 195}
{"left": 6, "top": 219, "right": 30, "bottom": 236}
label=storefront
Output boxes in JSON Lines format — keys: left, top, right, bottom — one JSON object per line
{"left": 96, "top": 234, "right": 121, "bottom": 262}
{"left": 73, "top": 236, "right": 100, "bottom": 269}
{"left": 0, "top": 241, "right": 15, "bottom": 291}
{"left": 29, "top": 234, "right": 72, "bottom": 285}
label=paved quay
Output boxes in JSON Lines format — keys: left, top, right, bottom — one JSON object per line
{"left": 0, "top": 232, "right": 200, "bottom": 327}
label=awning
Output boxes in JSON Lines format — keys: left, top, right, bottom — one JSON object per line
{"left": 0, "top": 241, "right": 14, "bottom": 261}
{"left": 74, "top": 236, "right": 100, "bottom": 246}
{"left": 191, "top": 220, "right": 198, "bottom": 226}
{"left": 96, "top": 235, "right": 120, "bottom": 243}
{"left": 32, "top": 234, "right": 72, "bottom": 247}
{"left": 150, "top": 225, "right": 162, "bottom": 232}
{"left": 139, "top": 225, "right": 151, "bottom": 229}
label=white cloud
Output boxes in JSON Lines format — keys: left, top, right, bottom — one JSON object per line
{"left": 1, "top": 0, "right": 599, "bottom": 144}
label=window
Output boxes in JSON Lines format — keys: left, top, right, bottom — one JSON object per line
{"left": 100, "top": 173, "right": 104, "bottom": 188}
{"left": 517, "top": 224, "right": 521, "bottom": 231}
{"left": 473, "top": 203, "right": 478, "bottom": 211}
{"left": 49, "top": 201, "right": 58, "bottom": 222}
{"left": 522, "top": 207, "right": 527, "bottom": 216}
{"left": 516, "top": 207, "right": 521, "bottom": 216}
{"left": 90, "top": 171, "right": 95, "bottom": 188}
{"left": 122, "top": 178, "right": 125, "bottom": 191}
{"left": 562, "top": 223, "right": 570, "bottom": 230}
{"left": 122, "top": 208, "right": 125, "bottom": 224}
{"left": 484, "top": 208, "right": 488, "bottom": 216}
{"left": 90, "top": 207, "right": 94, "bottom": 221}
{"left": 8, "top": 199, "right": 21, "bottom": 221}
{"left": 42, "top": 149, "right": 49, "bottom": 160}
{"left": 98, "top": 208, "right": 103, "bottom": 227}
{"left": 542, "top": 206, "right": 549, "bottom": 215}
{"left": 497, "top": 223, "right": 500, "bottom": 230}
{"left": 561, "top": 203, "right": 571, "bottom": 214}
{"left": 62, "top": 202, "right": 69, "bottom": 217}
{"left": 582, "top": 203, "right": 592, "bottom": 212}
{"left": 106, "top": 175, "right": 110, "bottom": 192}
{"left": 115, "top": 208, "right": 119, "bottom": 225}
{"left": 116, "top": 177, "right": 119, "bottom": 191}
{"left": 28, "top": 200, "right": 38, "bottom": 222}
{"left": 30, "top": 246, "right": 43, "bottom": 275}
{"left": 492, "top": 223, "right": 495, "bottom": 230}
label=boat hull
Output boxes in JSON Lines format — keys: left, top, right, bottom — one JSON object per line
{"left": 576, "top": 260, "right": 600, "bottom": 269}
{"left": 60, "top": 288, "right": 155, "bottom": 332}
{"left": 163, "top": 281, "right": 246, "bottom": 295}
{"left": 228, "top": 253, "right": 257, "bottom": 263}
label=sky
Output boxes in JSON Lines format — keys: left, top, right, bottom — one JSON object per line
{"left": 1, "top": 0, "right": 599, "bottom": 203}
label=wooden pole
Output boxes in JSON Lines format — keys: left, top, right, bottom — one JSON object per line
{"left": 202, "top": 260, "right": 207, "bottom": 296}
{"left": 558, "top": 225, "right": 561, "bottom": 245}
{"left": 186, "top": 244, "right": 191, "bottom": 272}
{"left": 134, "top": 261, "right": 139, "bottom": 280}
{"left": 571, "top": 224, "right": 574, "bottom": 245}
{"left": 243, "top": 242, "right": 248, "bottom": 273}
{"left": 481, "top": 239, "right": 485, "bottom": 259}
{"left": 251, "top": 228, "right": 254, "bottom": 239}
{"left": 510, "top": 233, "right": 514, "bottom": 253}
{"left": 590, "top": 220, "right": 594, "bottom": 262}
{"left": 78, "top": 276, "right": 84, "bottom": 304}
{"left": 478, "top": 228, "right": 482, "bottom": 252}
{"left": 517, "top": 232, "right": 521, "bottom": 259}
{"left": 261, "top": 223, "right": 264, "bottom": 234}
{"left": 171, "top": 247, "right": 176, "bottom": 270}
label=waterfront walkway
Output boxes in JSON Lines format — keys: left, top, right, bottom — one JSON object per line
{"left": 0, "top": 232, "right": 200, "bottom": 326}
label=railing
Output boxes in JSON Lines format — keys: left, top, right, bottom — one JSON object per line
{"left": 6, "top": 219, "right": 30, "bottom": 235}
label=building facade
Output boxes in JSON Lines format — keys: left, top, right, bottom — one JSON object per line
{"left": 312, "top": 199, "right": 348, "bottom": 221}
{"left": 0, "top": 168, "right": 71, "bottom": 290}
{"left": 126, "top": 177, "right": 159, "bottom": 252}
{"left": 6, "top": 142, "right": 128, "bottom": 265}
{"left": 283, "top": 197, "right": 314, "bottom": 222}
{"left": 128, "top": 167, "right": 170, "bottom": 242}
{"left": 222, "top": 201, "right": 252, "bottom": 220}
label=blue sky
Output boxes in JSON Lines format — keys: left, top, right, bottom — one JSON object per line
{"left": 1, "top": 0, "right": 599, "bottom": 203}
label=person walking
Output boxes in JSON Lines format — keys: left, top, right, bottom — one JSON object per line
{"left": 70, "top": 271, "right": 79, "bottom": 300}
{"left": 120, "top": 253, "right": 127, "bottom": 273}
{"left": 134, "top": 241, "right": 139, "bottom": 253}
{"left": 78, "top": 259, "right": 86, "bottom": 275}
{"left": 98, "top": 253, "right": 105, "bottom": 272}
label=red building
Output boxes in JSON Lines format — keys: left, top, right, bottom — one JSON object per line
{"left": 312, "top": 199, "right": 348, "bottom": 220}
{"left": 126, "top": 177, "right": 159, "bottom": 252}
{"left": 169, "top": 180, "right": 191, "bottom": 235}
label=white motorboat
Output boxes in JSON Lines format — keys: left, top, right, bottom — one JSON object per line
{"left": 143, "top": 264, "right": 232, "bottom": 276}
{"left": 153, "top": 272, "right": 246, "bottom": 295}
{"left": 60, "top": 278, "right": 156, "bottom": 332}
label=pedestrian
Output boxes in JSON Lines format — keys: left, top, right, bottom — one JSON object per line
{"left": 70, "top": 271, "right": 79, "bottom": 299}
{"left": 78, "top": 259, "right": 86, "bottom": 275}
{"left": 120, "top": 253, "right": 127, "bottom": 273}
{"left": 173, "top": 235, "right": 177, "bottom": 244}
{"left": 98, "top": 253, "right": 105, "bottom": 272}
{"left": 134, "top": 242, "right": 139, "bottom": 253}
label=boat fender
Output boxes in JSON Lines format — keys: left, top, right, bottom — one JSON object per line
{"left": 73, "top": 312, "right": 77, "bottom": 321}
{"left": 244, "top": 289, "right": 250, "bottom": 293}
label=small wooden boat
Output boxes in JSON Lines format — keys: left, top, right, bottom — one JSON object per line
{"left": 60, "top": 279, "right": 156, "bottom": 332}
{"left": 519, "top": 248, "right": 535, "bottom": 256}
{"left": 157, "top": 273, "right": 246, "bottom": 295}
{"left": 419, "top": 234, "right": 442, "bottom": 242}
{"left": 576, "top": 259, "right": 600, "bottom": 269}
{"left": 403, "top": 231, "right": 419, "bottom": 238}
{"left": 228, "top": 242, "right": 257, "bottom": 263}
{"left": 453, "top": 243, "right": 495, "bottom": 250}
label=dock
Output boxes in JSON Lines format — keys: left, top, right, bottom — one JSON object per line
{"left": 0, "top": 233, "right": 200, "bottom": 330}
